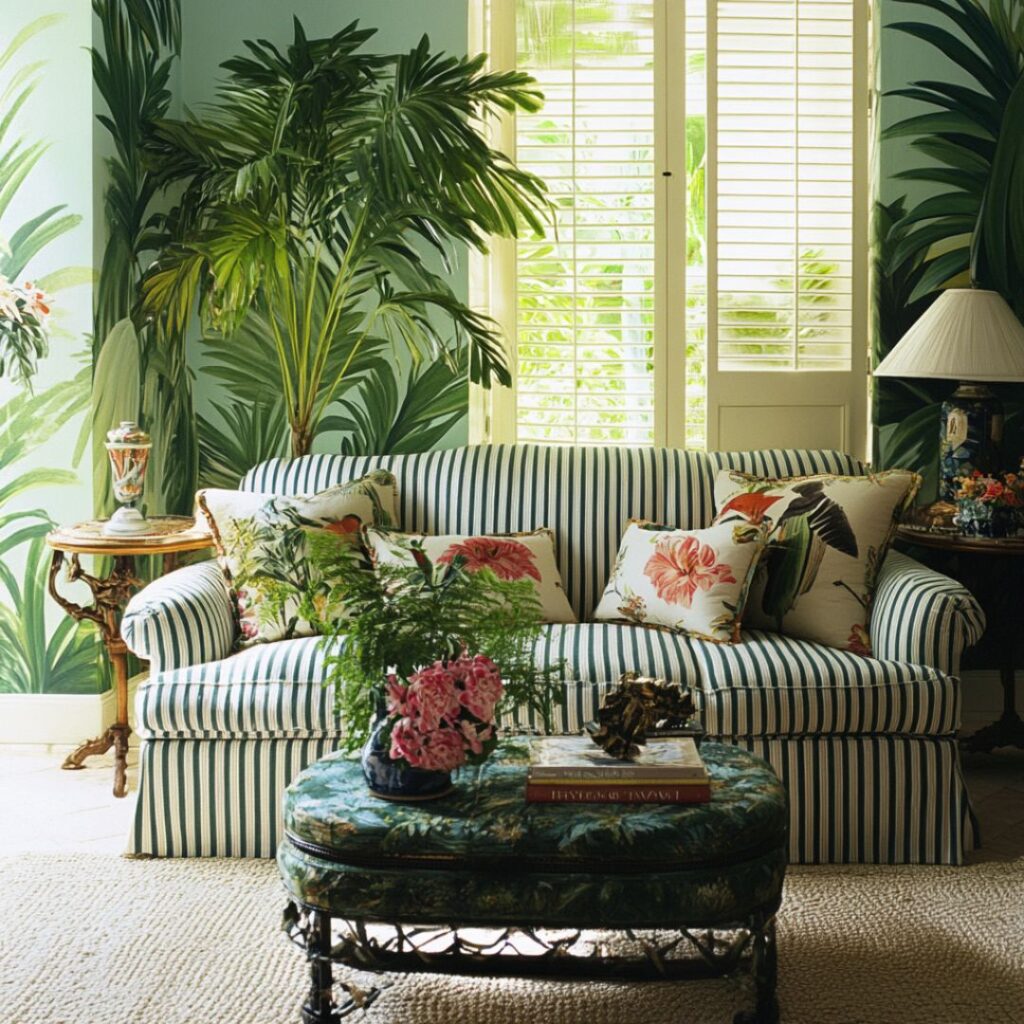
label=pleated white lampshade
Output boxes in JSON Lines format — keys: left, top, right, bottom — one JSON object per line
{"left": 874, "top": 288, "right": 1024, "bottom": 381}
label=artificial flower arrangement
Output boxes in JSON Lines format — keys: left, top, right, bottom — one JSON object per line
{"left": 952, "top": 465, "right": 1024, "bottom": 538}
{"left": 0, "top": 276, "right": 52, "bottom": 386}
{"left": 321, "top": 544, "right": 559, "bottom": 798}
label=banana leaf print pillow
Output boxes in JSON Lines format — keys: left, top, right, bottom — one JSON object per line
{"left": 593, "top": 520, "right": 769, "bottom": 643}
{"left": 712, "top": 469, "right": 921, "bottom": 654}
{"left": 364, "top": 527, "right": 577, "bottom": 624}
{"left": 198, "top": 470, "right": 398, "bottom": 647}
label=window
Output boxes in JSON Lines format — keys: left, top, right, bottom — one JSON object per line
{"left": 472, "top": 0, "right": 868, "bottom": 453}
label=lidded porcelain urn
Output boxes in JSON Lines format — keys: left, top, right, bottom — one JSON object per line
{"left": 103, "top": 420, "right": 153, "bottom": 536}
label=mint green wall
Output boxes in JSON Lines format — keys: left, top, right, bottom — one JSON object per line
{"left": 0, "top": 5, "right": 102, "bottom": 694}
{"left": 178, "top": 0, "right": 473, "bottom": 454}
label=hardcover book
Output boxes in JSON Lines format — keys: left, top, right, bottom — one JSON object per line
{"left": 525, "top": 782, "right": 712, "bottom": 804}
{"left": 527, "top": 735, "right": 708, "bottom": 785}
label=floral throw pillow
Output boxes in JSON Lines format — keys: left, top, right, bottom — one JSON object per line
{"left": 363, "top": 527, "right": 577, "bottom": 624}
{"left": 198, "top": 470, "right": 398, "bottom": 647}
{"left": 712, "top": 469, "right": 921, "bottom": 654}
{"left": 593, "top": 520, "right": 768, "bottom": 643}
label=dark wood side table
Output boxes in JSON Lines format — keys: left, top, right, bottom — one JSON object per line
{"left": 45, "top": 517, "right": 213, "bottom": 797}
{"left": 895, "top": 525, "right": 1024, "bottom": 753}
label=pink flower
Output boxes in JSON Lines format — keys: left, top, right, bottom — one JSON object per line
{"left": 460, "top": 720, "right": 494, "bottom": 756}
{"left": 404, "top": 664, "right": 461, "bottom": 732}
{"left": 385, "top": 674, "right": 408, "bottom": 717}
{"left": 414, "top": 727, "right": 466, "bottom": 772}
{"left": 644, "top": 534, "right": 736, "bottom": 607}
{"left": 846, "top": 624, "right": 871, "bottom": 657}
{"left": 389, "top": 717, "right": 423, "bottom": 763}
{"left": 437, "top": 537, "right": 541, "bottom": 582}
{"left": 458, "top": 657, "right": 504, "bottom": 720}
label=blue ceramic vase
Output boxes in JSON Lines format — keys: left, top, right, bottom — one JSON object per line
{"left": 360, "top": 718, "right": 454, "bottom": 801}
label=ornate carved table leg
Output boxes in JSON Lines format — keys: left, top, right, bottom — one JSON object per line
{"left": 48, "top": 551, "right": 141, "bottom": 797}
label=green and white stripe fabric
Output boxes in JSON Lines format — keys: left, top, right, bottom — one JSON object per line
{"left": 735, "top": 735, "right": 975, "bottom": 865}
{"left": 136, "top": 637, "right": 342, "bottom": 739}
{"left": 121, "top": 560, "right": 235, "bottom": 673}
{"left": 872, "top": 551, "right": 986, "bottom": 676}
{"left": 134, "top": 622, "right": 957, "bottom": 742}
{"left": 132, "top": 736, "right": 340, "bottom": 858}
{"left": 241, "top": 446, "right": 863, "bottom": 621}
{"left": 693, "top": 629, "right": 959, "bottom": 738}
{"left": 127, "top": 733, "right": 974, "bottom": 864}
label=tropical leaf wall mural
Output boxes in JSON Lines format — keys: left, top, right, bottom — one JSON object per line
{"left": 874, "top": 0, "right": 1024, "bottom": 498}
{"left": 0, "top": 8, "right": 101, "bottom": 695}
{"left": 91, "top": 0, "right": 196, "bottom": 519}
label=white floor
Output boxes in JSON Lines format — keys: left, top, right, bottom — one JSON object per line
{"left": 0, "top": 745, "right": 138, "bottom": 855}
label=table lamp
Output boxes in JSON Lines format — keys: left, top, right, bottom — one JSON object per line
{"left": 874, "top": 288, "right": 1024, "bottom": 527}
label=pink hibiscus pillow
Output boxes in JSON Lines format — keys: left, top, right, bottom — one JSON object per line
{"left": 363, "top": 526, "right": 577, "bottom": 624}
{"left": 593, "top": 519, "right": 769, "bottom": 643}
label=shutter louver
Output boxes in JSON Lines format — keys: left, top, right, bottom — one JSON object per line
{"left": 713, "top": 0, "right": 856, "bottom": 371}
{"left": 514, "top": 0, "right": 657, "bottom": 444}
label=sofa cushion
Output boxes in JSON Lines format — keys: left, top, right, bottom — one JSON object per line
{"left": 136, "top": 623, "right": 957, "bottom": 742}
{"left": 136, "top": 637, "right": 343, "bottom": 740}
{"left": 137, "top": 623, "right": 704, "bottom": 740}
{"left": 694, "top": 629, "right": 959, "bottom": 738}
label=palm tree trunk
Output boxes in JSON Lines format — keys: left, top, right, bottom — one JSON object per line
{"left": 291, "top": 423, "right": 314, "bottom": 457}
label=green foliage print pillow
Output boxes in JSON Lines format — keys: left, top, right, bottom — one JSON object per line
{"left": 712, "top": 469, "right": 921, "bottom": 654}
{"left": 198, "top": 470, "right": 398, "bottom": 647}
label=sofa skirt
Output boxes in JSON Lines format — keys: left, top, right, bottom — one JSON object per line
{"left": 128, "top": 733, "right": 976, "bottom": 865}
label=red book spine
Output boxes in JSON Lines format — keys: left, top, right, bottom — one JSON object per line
{"left": 525, "top": 784, "right": 712, "bottom": 804}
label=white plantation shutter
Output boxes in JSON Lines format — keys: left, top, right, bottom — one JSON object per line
{"left": 712, "top": 0, "right": 856, "bottom": 371}
{"left": 474, "top": 0, "right": 867, "bottom": 454}
{"left": 514, "top": 1, "right": 657, "bottom": 445}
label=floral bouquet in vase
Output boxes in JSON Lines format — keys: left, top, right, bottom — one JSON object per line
{"left": 952, "top": 465, "right": 1024, "bottom": 538}
{"left": 322, "top": 544, "right": 559, "bottom": 800}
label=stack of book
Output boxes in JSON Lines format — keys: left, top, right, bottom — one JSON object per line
{"left": 526, "top": 735, "right": 711, "bottom": 804}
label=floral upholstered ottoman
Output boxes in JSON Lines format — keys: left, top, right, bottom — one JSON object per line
{"left": 278, "top": 740, "right": 788, "bottom": 1024}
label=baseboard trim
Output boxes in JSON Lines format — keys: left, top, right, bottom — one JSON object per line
{"left": 0, "top": 689, "right": 116, "bottom": 745}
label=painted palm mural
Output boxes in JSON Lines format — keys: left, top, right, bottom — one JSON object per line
{"left": 0, "top": 10, "right": 100, "bottom": 694}
{"left": 874, "top": 0, "right": 1024, "bottom": 499}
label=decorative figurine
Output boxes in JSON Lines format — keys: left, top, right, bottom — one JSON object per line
{"left": 586, "top": 672, "right": 697, "bottom": 760}
{"left": 103, "top": 420, "right": 153, "bottom": 536}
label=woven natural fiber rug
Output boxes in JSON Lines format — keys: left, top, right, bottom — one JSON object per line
{"left": 1, "top": 854, "right": 1021, "bottom": 1024}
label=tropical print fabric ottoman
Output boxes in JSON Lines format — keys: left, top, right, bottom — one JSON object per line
{"left": 278, "top": 740, "right": 787, "bottom": 926}
{"left": 278, "top": 740, "right": 788, "bottom": 1023}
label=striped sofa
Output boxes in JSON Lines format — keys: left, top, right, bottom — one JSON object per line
{"left": 122, "top": 445, "right": 985, "bottom": 864}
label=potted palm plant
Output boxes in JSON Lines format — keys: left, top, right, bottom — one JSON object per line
{"left": 139, "top": 19, "right": 549, "bottom": 457}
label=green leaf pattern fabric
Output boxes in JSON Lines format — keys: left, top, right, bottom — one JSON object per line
{"left": 278, "top": 740, "right": 787, "bottom": 928}
{"left": 198, "top": 470, "right": 398, "bottom": 647}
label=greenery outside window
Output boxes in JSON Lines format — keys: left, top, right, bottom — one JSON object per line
{"left": 472, "top": 0, "right": 869, "bottom": 453}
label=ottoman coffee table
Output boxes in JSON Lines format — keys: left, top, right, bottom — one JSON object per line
{"left": 279, "top": 740, "right": 788, "bottom": 1024}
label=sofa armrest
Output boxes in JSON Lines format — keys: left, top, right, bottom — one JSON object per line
{"left": 122, "top": 560, "right": 236, "bottom": 673}
{"left": 871, "top": 550, "right": 985, "bottom": 675}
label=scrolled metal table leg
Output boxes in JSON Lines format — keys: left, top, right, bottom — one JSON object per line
{"left": 734, "top": 917, "right": 779, "bottom": 1024}
{"left": 302, "top": 910, "right": 335, "bottom": 1024}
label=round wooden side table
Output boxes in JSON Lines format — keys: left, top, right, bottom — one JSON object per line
{"left": 45, "top": 516, "right": 213, "bottom": 797}
{"left": 895, "top": 525, "right": 1024, "bottom": 753}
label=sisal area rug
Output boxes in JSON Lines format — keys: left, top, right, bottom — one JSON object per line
{"left": 1, "top": 854, "right": 1021, "bottom": 1024}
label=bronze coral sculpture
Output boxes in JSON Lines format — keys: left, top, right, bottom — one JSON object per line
{"left": 586, "top": 672, "right": 697, "bottom": 760}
